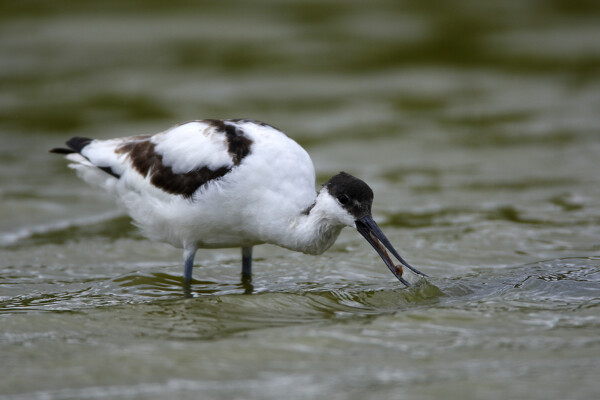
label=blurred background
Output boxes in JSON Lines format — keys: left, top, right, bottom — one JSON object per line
{"left": 1, "top": 1, "right": 600, "bottom": 399}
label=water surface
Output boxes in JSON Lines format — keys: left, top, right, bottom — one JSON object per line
{"left": 1, "top": 1, "right": 600, "bottom": 399}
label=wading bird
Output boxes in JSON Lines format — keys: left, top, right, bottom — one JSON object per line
{"left": 51, "top": 119, "right": 426, "bottom": 286}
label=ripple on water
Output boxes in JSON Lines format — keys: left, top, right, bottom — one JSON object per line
{"left": 1, "top": 255, "right": 597, "bottom": 347}
{"left": 412, "top": 258, "right": 598, "bottom": 333}
{"left": 78, "top": 278, "right": 444, "bottom": 341}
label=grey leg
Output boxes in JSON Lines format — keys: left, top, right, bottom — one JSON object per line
{"left": 241, "top": 246, "right": 253, "bottom": 278}
{"left": 183, "top": 245, "right": 197, "bottom": 284}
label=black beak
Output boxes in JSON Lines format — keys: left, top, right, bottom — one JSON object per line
{"left": 355, "top": 215, "right": 427, "bottom": 286}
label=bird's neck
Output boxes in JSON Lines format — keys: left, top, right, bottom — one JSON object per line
{"left": 273, "top": 194, "right": 345, "bottom": 255}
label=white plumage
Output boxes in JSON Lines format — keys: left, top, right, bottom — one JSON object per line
{"left": 51, "top": 119, "right": 426, "bottom": 287}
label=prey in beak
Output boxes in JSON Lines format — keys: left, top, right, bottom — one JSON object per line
{"left": 355, "top": 215, "right": 427, "bottom": 286}
{"left": 324, "top": 172, "right": 427, "bottom": 286}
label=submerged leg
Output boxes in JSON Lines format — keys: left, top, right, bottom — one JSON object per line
{"left": 241, "top": 246, "right": 253, "bottom": 278}
{"left": 241, "top": 246, "right": 254, "bottom": 294}
{"left": 183, "top": 245, "right": 197, "bottom": 285}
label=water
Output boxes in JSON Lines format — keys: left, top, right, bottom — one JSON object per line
{"left": 1, "top": 1, "right": 600, "bottom": 399}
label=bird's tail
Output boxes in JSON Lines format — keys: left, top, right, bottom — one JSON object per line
{"left": 49, "top": 136, "right": 93, "bottom": 155}
{"left": 50, "top": 136, "right": 121, "bottom": 192}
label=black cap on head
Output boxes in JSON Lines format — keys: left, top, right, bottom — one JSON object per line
{"left": 325, "top": 172, "right": 374, "bottom": 219}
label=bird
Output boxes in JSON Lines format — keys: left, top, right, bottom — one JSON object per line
{"left": 50, "top": 119, "right": 426, "bottom": 287}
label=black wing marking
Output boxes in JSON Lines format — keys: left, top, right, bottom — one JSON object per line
{"left": 116, "top": 139, "right": 231, "bottom": 199}
{"left": 116, "top": 120, "right": 255, "bottom": 199}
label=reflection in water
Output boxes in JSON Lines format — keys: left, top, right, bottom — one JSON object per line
{"left": 241, "top": 273, "right": 255, "bottom": 295}
{"left": 182, "top": 274, "right": 254, "bottom": 297}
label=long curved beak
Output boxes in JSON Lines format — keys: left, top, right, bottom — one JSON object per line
{"left": 355, "top": 215, "right": 427, "bottom": 286}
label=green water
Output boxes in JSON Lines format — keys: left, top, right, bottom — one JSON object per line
{"left": 1, "top": 1, "right": 600, "bottom": 399}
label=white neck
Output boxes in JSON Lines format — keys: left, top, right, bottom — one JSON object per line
{"left": 264, "top": 190, "right": 352, "bottom": 255}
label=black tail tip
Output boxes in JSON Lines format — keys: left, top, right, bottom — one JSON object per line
{"left": 49, "top": 147, "right": 75, "bottom": 154}
{"left": 65, "top": 137, "right": 93, "bottom": 152}
{"left": 49, "top": 136, "right": 93, "bottom": 155}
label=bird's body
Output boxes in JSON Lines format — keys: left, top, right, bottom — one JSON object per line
{"left": 51, "top": 119, "right": 425, "bottom": 286}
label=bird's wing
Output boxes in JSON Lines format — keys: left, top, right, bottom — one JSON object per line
{"left": 51, "top": 120, "right": 260, "bottom": 199}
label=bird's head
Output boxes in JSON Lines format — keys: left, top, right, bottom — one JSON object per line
{"left": 320, "top": 172, "right": 427, "bottom": 286}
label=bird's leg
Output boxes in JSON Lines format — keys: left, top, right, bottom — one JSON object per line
{"left": 241, "top": 246, "right": 253, "bottom": 278}
{"left": 241, "top": 246, "right": 254, "bottom": 294}
{"left": 183, "top": 245, "right": 197, "bottom": 285}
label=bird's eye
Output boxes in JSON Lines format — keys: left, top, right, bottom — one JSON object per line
{"left": 337, "top": 194, "right": 349, "bottom": 204}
